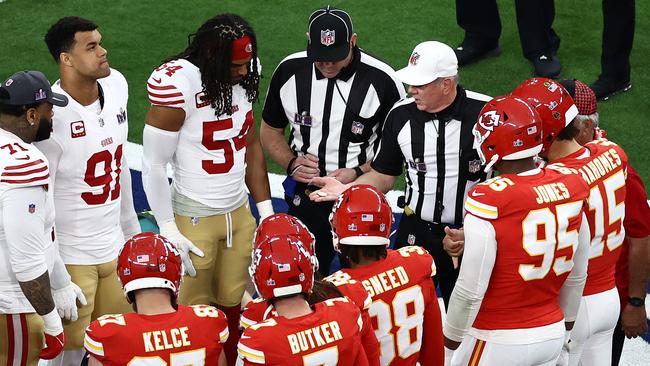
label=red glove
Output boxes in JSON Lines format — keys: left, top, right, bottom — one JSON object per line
{"left": 39, "top": 309, "right": 65, "bottom": 359}
{"left": 39, "top": 331, "right": 65, "bottom": 359}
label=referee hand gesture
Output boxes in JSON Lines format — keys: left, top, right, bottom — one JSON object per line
{"left": 309, "top": 177, "right": 349, "bottom": 202}
{"left": 289, "top": 154, "right": 320, "bottom": 183}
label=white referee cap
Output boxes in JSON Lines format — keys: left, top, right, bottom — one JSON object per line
{"left": 396, "top": 41, "right": 458, "bottom": 87}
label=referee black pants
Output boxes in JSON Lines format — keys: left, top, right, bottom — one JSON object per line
{"left": 611, "top": 313, "right": 625, "bottom": 365}
{"left": 456, "top": 0, "right": 559, "bottom": 59}
{"left": 601, "top": 0, "right": 635, "bottom": 81}
{"left": 286, "top": 182, "right": 336, "bottom": 277}
{"left": 395, "top": 212, "right": 460, "bottom": 310}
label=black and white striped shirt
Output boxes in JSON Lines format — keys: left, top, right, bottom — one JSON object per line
{"left": 371, "top": 86, "right": 491, "bottom": 225}
{"left": 263, "top": 47, "right": 405, "bottom": 174}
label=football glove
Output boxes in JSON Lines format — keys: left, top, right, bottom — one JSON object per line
{"left": 39, "top": 309, "right": 65, "bottom": 360}
{"left": 159, "top": 221, "right": 204, "bottom": 277}
{"left": 52, "top": 282, "right": 87, "bottom": 321}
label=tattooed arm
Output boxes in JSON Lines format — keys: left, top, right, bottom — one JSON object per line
{"left": 18, "top": 271, "right": 55, "bottom": 315}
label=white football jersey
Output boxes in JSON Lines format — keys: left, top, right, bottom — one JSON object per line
{"left": 147, "top": 58, "right": 255, "bottom": 210}
{"left": 0, "top": 129, "right": 57, "bottom": 313}
{"left": 35, "top": 69, "right": 129, "bottom": 264}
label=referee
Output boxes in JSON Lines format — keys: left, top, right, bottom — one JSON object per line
{"left": 312, "top": 41, "right": 490, "bottom": 307}
{"left": 260, "top": 5, "right": 405, "bottom": 275}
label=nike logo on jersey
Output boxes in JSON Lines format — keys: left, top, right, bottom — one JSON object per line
{"left": 152, "top": 77, "right": 162, "bottom": 84}
{"left": 471, "top": 191, "right": 485, "bottom": 197}
{"left": 15, "top": 155, "right": 30, "bottom": 160}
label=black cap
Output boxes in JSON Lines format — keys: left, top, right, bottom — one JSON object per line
{"left": 0, "top": 71, "right": 68, "bottom": 107}
{"left": 307, "top": 6, "right": 353, "bottom": 62}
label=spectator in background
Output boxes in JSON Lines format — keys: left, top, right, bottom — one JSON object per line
{"left": 590, "top": 0, "right": 635, "bottom": 101}
{"left": 260, "top": 5, "right": 405, "bottom": 275}
{"left": 453, "top": 0, "right": 562, "bottom": 77}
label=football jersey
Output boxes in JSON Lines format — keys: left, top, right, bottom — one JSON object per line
{"left": 84, "top": 304, "right": 228, "bottom": 365}
{"left": 0, "top": 129, "right": 56, "bottom": 313}
{"left": 464, "top": 168, "right": 589, "bottom": 330}
{"left": 240, "top": 277, "right": 380, "bottom": 366}
{"left": 35, "top": 69, "right": 129, "bottom": 264}
{"left": 549, "top": 139, "right": 628, "bottom": 295}
{"left": 615, "top": 166, "right": 650, "bottom": 308}
{"left": 340, "top": 246, "right": 441, "bottom": 366}
{"left": 238, "top": 297, "right": 367, "bottom": 365}
{"left": 147, "top": 58, "right": 255, "bottom": 211}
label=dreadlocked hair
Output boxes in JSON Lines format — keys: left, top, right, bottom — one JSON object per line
{"left": 166, "top": 13, "right": 260, "bottom": 116}
{"left": 338, "top": 244, "right": 387, "bottom": 268}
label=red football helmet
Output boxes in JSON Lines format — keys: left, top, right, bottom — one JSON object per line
{"left": 117, "top": 232, "right": 183, "bottom": 301}
{"left": 330, "top": 184, "right": 393, "bottom": 250}
{"left": 249, "top": 235, "right": 315, "bottom": 301}
{"left": 511, "top": 77, "right": 579, "bottom": 153}
{"left": 473, "top": 95, "right": 544, "bottom": 172}
{"left": 254, "top": 213, "right": 318, "bottom": 270}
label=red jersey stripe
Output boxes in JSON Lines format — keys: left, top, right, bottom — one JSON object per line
{"left": 147, "top": 90, "right": 183, "bottom": 99}
{"left": 4, "top": 159, "right": 45, "bottom": 171}
{"left": 1, "top": 173, "right": 49, "bottom": 184}
{"left": 148, "top": 98, "right": 184, "bottom": 106}
{"left": 146, "top": 83, "right": 177, "bottom": 91}
{"left": 1, "top": 165, "right": 48, "bottom": 177}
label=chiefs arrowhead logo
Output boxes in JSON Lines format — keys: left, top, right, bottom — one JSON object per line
{"left": 478, "top": 110, "right": 502, "bottom": 131}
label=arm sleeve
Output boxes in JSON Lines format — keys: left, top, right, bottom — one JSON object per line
{"left": 370, "top": 111, "right": 405, "bottom": 176}
{"left": 443, "top": 214, "right": 496, "bottom": 342}
{"left": 48, "top": 243, "right": 71, "bottom": 290}
{"left": 559, "top": 212, "right": 590, "bottom": 322}
{"left": 119, "top": 154, "right": 141, "bottom": 240}
{"left": 3, "top": 186, "right": 49, "bottom": 282}
{"left": 419, "top": 279, "right": 444, "bottom": 366}
{"left": 142, "top": 124, "right": 179, "bottom": 224}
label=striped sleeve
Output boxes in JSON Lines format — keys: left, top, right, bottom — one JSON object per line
{"left": 83, "top": 330, "right": 105, "bottom": 358}
{"left": 146, "top": 67, "right": 187, "bottom": 109}
{"left": 464, "top": 185, "right": 499, "bottom": 220}
{"left": 1, "top": 158, "right": 49, "bottom": 187}
{"left": 238, "top": 337, "right": 266, "bottom": 364}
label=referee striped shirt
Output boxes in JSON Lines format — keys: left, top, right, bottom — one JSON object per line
{"left": 371, "top": 86, "right": 491, "bottom": 225}
{"left": 262, "top": 46, "right": 405, "bottom": 174}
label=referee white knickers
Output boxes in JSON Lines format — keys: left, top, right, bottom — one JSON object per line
{"left": 568, "top": 287, "right": 620, "bottom": 366}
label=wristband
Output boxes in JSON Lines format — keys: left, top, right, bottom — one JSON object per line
{"left": 353, "top": 167, "right": 364, "bottom": 178}
{"left": 286, "top": 157, "right": 298, "bottom": 176}
{"left": 42, "top": 308, "right": 64, "bottom": 334}
{"left": 629, "top": 296, "right": 645, "bottom": 307}
{"left": 256, "top": 200, "right": 274, "bottom": 221}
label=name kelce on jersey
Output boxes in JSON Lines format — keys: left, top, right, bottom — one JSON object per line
{"left": 143, "top": 326, "right": 191, "bottom": 352}
{"left": 287, "top": 321, "right": 343, "bottom": 354}
{"left": 361, "top": 266, "right": 410, "bottom": 297}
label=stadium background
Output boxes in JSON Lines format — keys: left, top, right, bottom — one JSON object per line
{"left": 0, "top": 0, "right": 647, "bottom": 363}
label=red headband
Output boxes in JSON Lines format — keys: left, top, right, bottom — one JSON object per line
{"left": 232, "top": 35, "right": 253, "bottom": 60}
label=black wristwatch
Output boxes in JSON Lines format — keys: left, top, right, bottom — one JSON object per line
{"left": 628, "top": 297, "right": 645, "bottom": 307}
{"left": 353, "top": 166, "right": 364, "bottom": 178}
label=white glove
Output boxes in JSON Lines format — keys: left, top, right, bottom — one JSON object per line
{"left": 52, "top": 282, "right": 87, "bottom": 321}
{"left": 444, "top": 346, "right": 454, "bottom": 366}
{"left": 159, "top": 221, "right": 204, "bottom": 277}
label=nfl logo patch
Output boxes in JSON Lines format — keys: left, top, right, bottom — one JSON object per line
{"left": 407, "top": 234, "right": 416, "bottom": 245}
{"left": 513, "top": 139, "right": 523, "bottom": 147}
{"left": 159, "top": 264, "right": 166, "bottom": 272}
{"left": 409, "top": 52, "right": 420, "bottom": 66}
{"left": 468, "top": 159, "right": 481, "bottom": 173}
{"left": 28, "top": 203, "right": 36, "bottom": 214}
{"left": 34, "top": 89, "right": 47, "bottom": 101}
{"left": 351, "top": 121, "right": 364, "bottom": 135}
{"left": 320, "top": 29, "right": 335, "bottom": 46}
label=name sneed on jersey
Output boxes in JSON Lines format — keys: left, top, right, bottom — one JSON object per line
{"left": 361, "top": 266, "right": 410, "bottom": 297}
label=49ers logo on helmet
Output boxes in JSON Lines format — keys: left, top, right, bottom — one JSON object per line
{"left": 478, "top": 110, "right": 502, "bottom": 131}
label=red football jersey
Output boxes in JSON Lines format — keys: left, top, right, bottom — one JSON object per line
{"left": 615, "top": 166, "right": 650, "bottom": 307}
{"left": 340, "top": 246, "right": 443, "bottom": 366}
{"left": 84, "top": 305, "right": 228, "bottom": 365}
{"left": 241, "top": 277, "right": 380, "bottom": 366}
{"left": 464, "top": 168, "right": 589, "bottom": 330}
{"left": 551, "top": 139, "right": 628, "bottom": 295}
{"left": 238, "top": 297, "right": 368, "bottom": 365}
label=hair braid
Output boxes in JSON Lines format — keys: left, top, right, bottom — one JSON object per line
{"left": 165, "top": 14, "right": 259, "bottom": 116}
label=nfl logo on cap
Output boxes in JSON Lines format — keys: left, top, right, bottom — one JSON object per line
{"left": 321, "top": 29, "right": 335, "bottom": 46}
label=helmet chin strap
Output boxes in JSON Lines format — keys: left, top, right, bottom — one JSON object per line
{"left": 484, "top": 154, "right": 500, "bottom": 173}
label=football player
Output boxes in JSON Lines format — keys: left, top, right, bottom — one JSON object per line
{"left": 512, "top": 78, "right": 629, "bottom": 366}
{"left": 239, "top": 213, "right": 380, "bottom": 365}
{"left": 238, "top": 234, "right": 369, "bottom": 365}
{"left": 327, "top": 185, "right": 443, "bottom": 366}
{"left": 141, "top": 14, "right": 272, "bottom": 365}
{"left": 40, "top": 17, "right": 141, "bottom": 366}
{"left": 443, "top": 96, "right": 591, "bottom": 365}
{"left": 0, "top": 71, "right": 74, "bottom": 364}
{"left": 84, "top": 232, "right": 229, "bottom": 365}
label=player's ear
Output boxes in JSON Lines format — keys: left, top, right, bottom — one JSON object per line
{"left": 60, "top": 52, "right": 72, "bottom": 67}
{"left": 349, "top": 33, "right": 357, "bottom": 48}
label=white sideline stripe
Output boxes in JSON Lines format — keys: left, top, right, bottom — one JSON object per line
{"left": 125, "top": 141, "right": 405, "bottom": 213}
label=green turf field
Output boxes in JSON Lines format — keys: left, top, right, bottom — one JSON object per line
{"left": 1, "top": 0, "right": 648, "bottom": 189}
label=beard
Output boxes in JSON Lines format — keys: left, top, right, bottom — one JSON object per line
{"left": 33, "top": 116, "right": 52, "bottom": 142}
